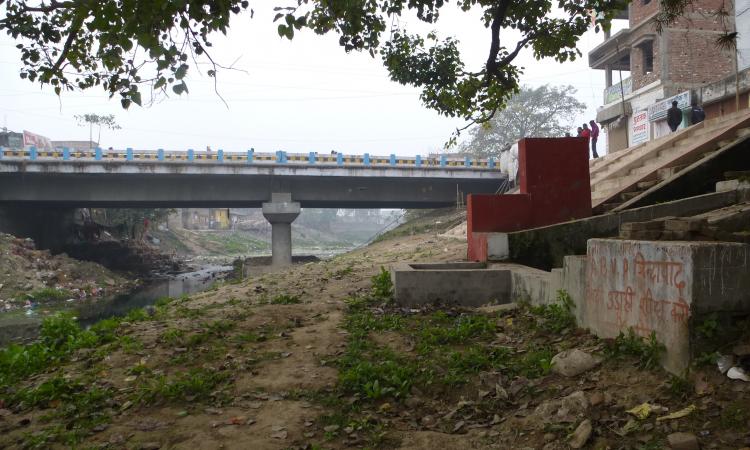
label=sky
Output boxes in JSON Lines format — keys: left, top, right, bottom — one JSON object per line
{"left": 0, "top": 5, "right": 627, "bottom": 157}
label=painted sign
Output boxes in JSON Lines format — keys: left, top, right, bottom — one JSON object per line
{"left": 603, "top": 77, "right": 632, "bottom": 104}
{"left": 647, "top": 91, "right": 690, "bottom": 122}
{"left": 23, "top": 130, "right": 53, "bottom": 150}
{"left": 631, "top": 109, "right": 650, "bottom": 145}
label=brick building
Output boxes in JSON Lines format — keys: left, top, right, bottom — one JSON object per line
{"left": 589, "top": 0, "right": 738, "bottom": 152}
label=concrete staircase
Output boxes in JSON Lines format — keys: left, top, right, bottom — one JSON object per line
{"left": 589, "top": 110, "right": 750, "bottom": 213}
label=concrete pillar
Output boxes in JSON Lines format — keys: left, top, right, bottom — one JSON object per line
{"left": 261, "top": 193, "right": 300, "bottom": 267}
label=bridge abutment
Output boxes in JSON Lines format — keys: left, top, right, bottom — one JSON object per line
{"left": 261, "top": 193, "right": 301, "bottom": 267}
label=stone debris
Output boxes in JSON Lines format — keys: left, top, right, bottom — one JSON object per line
{"left": 550, "top": 349, "right": 603, "bottom": 377}
{"left": 568, "top": 419, "right": 592, "bottom": 449}
{"left": 667, "top": 432, "right": 700, "bottom": 450}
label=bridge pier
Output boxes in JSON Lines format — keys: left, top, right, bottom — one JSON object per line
{"left": 261, "top": 193, "right": 301, "bottom": 267}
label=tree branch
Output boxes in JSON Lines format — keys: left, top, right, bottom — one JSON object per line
{"left": 484, "top": 0, "right": 511, "bottom": 84}
{"left": 50, "top": 13, "right": 84, "bottom": 75}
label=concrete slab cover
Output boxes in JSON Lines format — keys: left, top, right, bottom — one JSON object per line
{"left": 392, "top": 262, "right": 511, "bottom": 307}
{"left": 585, "top": 238, "right": 750, "bottom": 373}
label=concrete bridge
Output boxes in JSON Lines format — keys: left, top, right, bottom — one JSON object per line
{"left": 0, "top": 147, "right": 509, "bottom": 265}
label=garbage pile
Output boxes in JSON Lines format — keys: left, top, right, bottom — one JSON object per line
{"left": 0, "top": 233, "right": 135, "bottom": 312}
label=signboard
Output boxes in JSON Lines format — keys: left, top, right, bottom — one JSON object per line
{"left": 23, "top": 130, "right": 53, "bottom": 150}
{"left": 631, "top": 109, "right": 650, "bottom": 145}
{"left": 603, "top": 77, "right": 632, "bottom": 104}
{"left": 647, "top": 91, "right": 690, "bottom": 122}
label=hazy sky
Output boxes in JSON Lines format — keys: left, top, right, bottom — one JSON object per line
{"left": 0, "top": 5, "right": 626, "bottom": 156}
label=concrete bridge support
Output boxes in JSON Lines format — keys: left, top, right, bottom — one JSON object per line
{"left": 262, "top": 193, "right": 301, "bottom": 267}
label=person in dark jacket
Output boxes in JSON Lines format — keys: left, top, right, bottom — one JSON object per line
{"left": 690, "top": 100, "right": 705, "bottom": 125}
{"left": 667, "top": 100, "right": 683, "bottom": 132}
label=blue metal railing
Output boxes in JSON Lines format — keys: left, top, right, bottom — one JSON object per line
{"left": 0, "top": 147, "right": 503, "bottom": 170}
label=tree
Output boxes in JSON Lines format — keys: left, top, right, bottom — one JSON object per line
{"left": 457, "top": 85, "right": 586, "bottom": 159}
{"left": 1, "top": 0, "right": 690, "bottom": 135}
{"left": 74, "top": 113, "right": 121, "bottom": 149}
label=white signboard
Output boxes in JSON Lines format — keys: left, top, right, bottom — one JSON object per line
{"left": 647, "top": 91, "right": 690, "bottom": 122}
{"left": 631, "top": 109, "right": 650, "bottom": 146}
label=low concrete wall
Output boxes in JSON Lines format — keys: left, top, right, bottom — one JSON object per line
{"left": 489, "top": 240, "right": 750, "bottom": 375}
{"left": 392, "top": 262, "right": 511, "bottom": 307}
{"left": 584, "top": 239, "right": 750, "bottom": 374}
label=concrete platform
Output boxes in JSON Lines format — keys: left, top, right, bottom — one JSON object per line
{"left": 391, "top": 262, "right": 511, "bottom": 307}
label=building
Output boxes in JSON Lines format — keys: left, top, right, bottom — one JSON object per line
{"left": 590, "top": 0, "right": 737, "bottom": 152}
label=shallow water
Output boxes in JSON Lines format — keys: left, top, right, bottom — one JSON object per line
{"left": 0, "top": 265, "right": 232, "bottom": 345}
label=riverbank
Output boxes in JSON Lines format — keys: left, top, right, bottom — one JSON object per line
{"left": 0, "top": 233, "right": 136, "bottom": 314}
{"left": 1, "top": 216, "right": 748, "bottom": 449}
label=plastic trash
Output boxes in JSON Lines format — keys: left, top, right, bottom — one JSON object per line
{"left": 657, "top": 404, "right": 696, "bottom": 421}
{"left": 727, "top": 366, "right": 750, "bottom": 382}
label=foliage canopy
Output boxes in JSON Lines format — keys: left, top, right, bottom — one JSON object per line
{"left": 1, "top": 0, "right": 690, "bottom": 134}
{"left": 458, "top": 84, "right": 586, "bottom": 158}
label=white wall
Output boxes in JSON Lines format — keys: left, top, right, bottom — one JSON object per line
{"left": 739, "top": 0, "right": 750, "bottom": 71}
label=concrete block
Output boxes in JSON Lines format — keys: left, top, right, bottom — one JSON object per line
{"left": 659, "top": 230, "right": 692, "bottom": 240}
{"left": 620, "top": 221, "right": 664, "bottom": 232}
{"left": 392, "top": 262, "right": 511, "bottom": 307}
{"left": 663, "top": 218, "right": 706, "bottom": 232}
{"left": 715, "top": 179, "right": 740, "bottom": 192}
{"left": 487, "top": 233, "right": 509, "bottom": 260}
{"left": 584, "top": 239, "right": 750, "bottom": 374}
{"left": 509, "top": 264, "right": 560, "bottom": 306}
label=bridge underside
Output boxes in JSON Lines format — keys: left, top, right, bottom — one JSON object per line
{"left": 0, "top": 172, "right": 506, "bottom": 209}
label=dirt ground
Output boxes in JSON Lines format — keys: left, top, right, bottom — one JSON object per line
{"left": 1, "top": 224, "right": 749, "bottom": 450}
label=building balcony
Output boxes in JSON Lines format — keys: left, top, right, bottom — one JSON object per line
{"left": 589, "top": 29, "right": 631, "bottom": 71}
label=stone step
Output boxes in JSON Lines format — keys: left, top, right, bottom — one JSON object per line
{"left": 701, "top": 150, "right": 717, "bottom": 159}
{"left": 657, "top": 164, "right": 687, "bottom": 181}
{"left": 637, "top": 179, "right": 659, "bottom": 190}
{"left": 620, "top": 191, "right": 643, "bottom": 201}
{"left": 736, "top": 127, "right": 750, "bottom": 138}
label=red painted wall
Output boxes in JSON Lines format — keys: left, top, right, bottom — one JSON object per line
{"left": 467, "top": 138, "right": 592, "bottom": 261}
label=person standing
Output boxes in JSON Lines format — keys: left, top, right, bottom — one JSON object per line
{"left": 576, "top": 127, "right": 583, "bottom": 137}
{"left": 690, "top": 100, "right": 705, "bottom": 125}
{"left": 667, "top": 100, "right": 683, "bottom": 132}
{"left": 589, "top": 120, "right": 600, "bottom": 159}
{"left": 581, "top": 123, "right": 591, "bottom": 142}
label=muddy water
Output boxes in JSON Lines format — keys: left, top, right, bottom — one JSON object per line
{"left": 0, "top": 265, "right": 231, "bottom": 345}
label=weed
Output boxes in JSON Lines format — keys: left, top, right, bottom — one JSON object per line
{"left": 154, "top": 296, "right": 175, "bottom": 307}
{"left": 205, "top": 320, "right": 235, "bottom": 336}
{"left": 0, "top": 314, "right": 100, "bottom": 385}
{"left": 339, "top": 348, "right": 416, "bottom": 400}
{"left": 124, "top": 307, "right": 149, "bottom": 322}
{"left": 605, "top": 329, "right": 665, "bottom": 369}
{"left": 695, "top": 313, "right": 719, "bottom": 339}
{"left": 514, "top": 346, "right": 555, "bottom": 378}
{"left": 666, "top": 375, "right": 692, "bottom": 400}
{"left": 11, "top": 377, "right": 113, "bottom": 446}
{"left": 694, "top": 351, "right": 720, "bottom": 367}
{"left": 333, "top": 266, "right": 354, "bottom": 278}
{"left": 160, "top": 328, "right": 185, "bottom": 345}
{"left": 371, "top": 266, "right": 393, "bottom": 300}
{"left": 135, "top": 368, "right": 230, "bottom": 404}
{"left": 416, "top": 313, "right": 495, "bottom": 349}
{"left": 117, "top": 335, "right": 144, "bottom": 354}
{"left": 720, "top": 400, "right": 749, "bottom": 429}
{"left": 28, "top": 287, "right": 73, "bottom": 302}
{"left": 271, "top": 294, "right": 301, "bottom": 305}
{"left": 529, "top": 290, "right": 576, "bottom": 333}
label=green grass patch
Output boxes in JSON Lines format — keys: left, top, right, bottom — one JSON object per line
{"left": 271, "top": 294, "right": 301, "bottom": 305}
{"left": 135, "top": 368, "right": 231, "bottom": 404}
{"left": 605, "top": 328, "right": 665, "bottom": 369}
{"left": 28, "top": 287, "right": 73, "bottom": 302}
{"left": 528, "top": 289, "right": 576, "bottom": 333}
